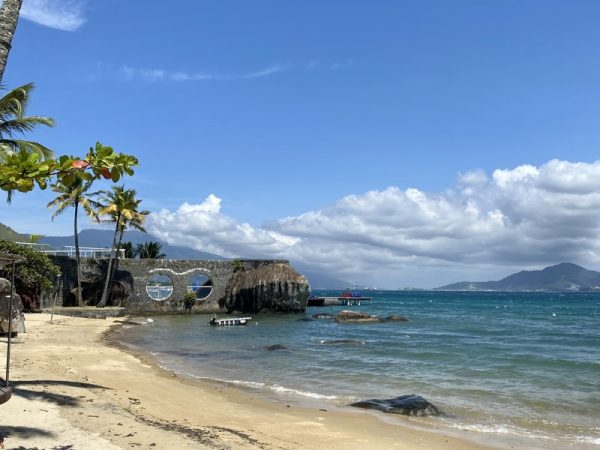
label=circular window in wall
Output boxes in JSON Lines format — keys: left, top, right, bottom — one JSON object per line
{"left": 187, "top": 273, "right": 213, "bottom": 300}
{"left": 146, "top": 274, "right": 174, "bottom": 301}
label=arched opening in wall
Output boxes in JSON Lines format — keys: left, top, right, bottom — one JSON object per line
{"left": 187, "top": 273, "right": 213, "bottom": 300}
{"left": 146, "top": 274, "right": 173, "bottom": 301}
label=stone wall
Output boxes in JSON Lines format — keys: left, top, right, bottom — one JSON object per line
{"left": 43, "top": 257, "right": 308, "bottom": 314}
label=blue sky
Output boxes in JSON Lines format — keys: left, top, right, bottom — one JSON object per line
{"left": 3, "top": 0, "right": 600, "bottom": 288}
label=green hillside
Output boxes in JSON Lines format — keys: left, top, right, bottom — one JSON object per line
{"left": 0, "top": 223, "right": 24, "bottom": 242}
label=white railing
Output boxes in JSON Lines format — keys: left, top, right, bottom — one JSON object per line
{"left": 15, "top": 242, "right": 124, "bottom": 259}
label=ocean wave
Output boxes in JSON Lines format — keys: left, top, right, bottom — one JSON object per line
{"left": 268, "top": 384, "right": 338, "bottom": 400}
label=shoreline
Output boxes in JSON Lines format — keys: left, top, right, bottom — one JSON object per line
{"left": 0, "top": 314, "right": 547, "bottom": 449}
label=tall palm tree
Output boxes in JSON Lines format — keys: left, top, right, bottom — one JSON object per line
{"left": 47, "top": 179, "right": 100, "bottom": 306}
{"left": 136, "top": 241, "right": 166, "bottom": 259}
{"left": 0, "top": 83, "right": 54, "bottom": 163}
{"left": 96, "top": 186, "right": 148, "bottom": 307}
{"left": 119, "top": 241, "right": 136, "bottom": 259}
{"left": 0, "top": 0, "right": 23, "bottom": 83}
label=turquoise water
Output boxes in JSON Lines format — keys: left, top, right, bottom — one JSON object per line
{"left": 116, "top": 291, "right": 600, "bottom": 448}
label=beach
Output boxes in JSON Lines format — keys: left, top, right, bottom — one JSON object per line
{"left": 0, "top": 313, "right": 495, "bottom": 450}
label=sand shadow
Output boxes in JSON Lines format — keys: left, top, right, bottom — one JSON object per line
{"left": 9, "top": 379, "right": 110, "bottom": 407}
{"left": 12, "top": 380, "right": 109, "bottom": 390}
{"left": 0, "top": 426, "right": 55, "bottom": 439}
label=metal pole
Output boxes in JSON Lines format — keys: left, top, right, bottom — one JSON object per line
{"left": 6, "top": 260, "right": 15, "bottom": 385}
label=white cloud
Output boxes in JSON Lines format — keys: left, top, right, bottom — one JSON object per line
{"left": 120, "top": 64, "right": 290, "bottom": 82}
{"left": 21, "top": 0, "right": 87, "bottom": 31}
{"left": 148, "top": 159, "right": 600, "bottom": 287}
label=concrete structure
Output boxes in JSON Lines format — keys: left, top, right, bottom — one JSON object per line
{"left": 45, "top": 257, "right": 308, "bottom": 314}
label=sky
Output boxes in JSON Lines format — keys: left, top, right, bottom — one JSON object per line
{"left": 2, "top": 0, "right": 600, "bottom": 288}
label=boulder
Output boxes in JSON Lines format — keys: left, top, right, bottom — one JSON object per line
{"left": 224, "top": 263, "right": 309, "bottom": 313}
{"left": 335, "top": 310, "right": 380, "bottom": 323}
{"left": 384, "top": 315, "right": 409, "bottom": 322}
{"left": 350, "top": 394, "right": 441, "bottom": 416}
{"left": 0, "top": 277, "right": 26, "bottom": 334}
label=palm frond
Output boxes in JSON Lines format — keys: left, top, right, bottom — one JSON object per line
{"left": 9, "top": 139, "right": 54, "bottom": 160}
{"left": 0, "top": 116, "right": 54, "bottom": 136}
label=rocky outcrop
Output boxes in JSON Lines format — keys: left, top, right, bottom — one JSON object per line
{"left": 224, "top": 263, "right": 309, "bottom": 313}
{"left": 0, "top": 277, "right": 26, "bottom": 334}
{"left": 350, "top": 394, "right": 441, "bottom": 416}
{"left": 335, "top": 310, "right": 380, "bottom": 323}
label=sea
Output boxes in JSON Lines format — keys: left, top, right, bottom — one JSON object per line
{"left": 114, "top": 291, "right": 600, "bottom": 449}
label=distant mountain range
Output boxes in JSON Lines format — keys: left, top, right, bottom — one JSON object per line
{"left": 39, "top": 229, "right": 225, "bottom": 261}
{"left": 436, "top": 263, "right": 600, "bottom": 291}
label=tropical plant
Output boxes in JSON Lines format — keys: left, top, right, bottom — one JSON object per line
{"left": 119, "top": 241, "right": 136, "bottom": 259}
{"left": 0, "top": 239, "right": 60, "bottom": 293}
{"left": 183, "top": 291, "right": 196, "bottom": 313}
{"left": 47, "top": 179, "right": 100, "bottom": 306}
{"left": 96, "top": 186, "right": 149, "bottom": 307}
{"left": 0, "top": 83, "right": 54, "bottom": 163}
{"left": 0, "top": 142, "right": 138, "bottom": 194}
{"left": 136, "top": 241, "right": 165, "bottom": 259}
{"left": 0, "top": 0, "right": 23, "bottom": 83}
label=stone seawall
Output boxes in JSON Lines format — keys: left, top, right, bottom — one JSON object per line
{"left": 44, "top": 257, "right": 309, "bottom": 315}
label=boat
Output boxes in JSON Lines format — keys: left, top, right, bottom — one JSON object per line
{"left": 208, "top": 316, "right": 252, "bottom": 326}
{"left": 307, "top": 295, "right": 325, "bottom": 306}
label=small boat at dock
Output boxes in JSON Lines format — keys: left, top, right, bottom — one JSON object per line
{"left": 208, "top": 316, "right": 252, "bottom": 326}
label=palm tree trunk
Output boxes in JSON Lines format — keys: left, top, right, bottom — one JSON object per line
{"left": 108, "top": 227, "right": 125, "bottom": 306}
{"left": 98, "top": 215, "right": 120, "bottom": 307}
{"left": 0, "top": 0, "right": 23, "bottom": 83}
{"left": 74, "top": 199, "right": 84, "bottom": 307}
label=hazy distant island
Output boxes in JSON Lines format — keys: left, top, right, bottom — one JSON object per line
{"left": 435, "top": 262, "right": 600, "bottom": 291}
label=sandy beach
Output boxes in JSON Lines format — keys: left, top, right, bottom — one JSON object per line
{"left": 0, "top": 314, "right": 499, "bottom": 449}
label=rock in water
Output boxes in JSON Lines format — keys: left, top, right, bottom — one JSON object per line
{"left": 335, "top": 310, "right": 380, "bottom": 323}
{"left": 384, "top": 315, "right": 409, "bottom": 322}
{"left": 350, "top": 394, "right": 441, "bottom": 416}
{"left": 266, "top": 344, "right": 287, "bottom": 351}
{"left": 224, "top": 263, "right": 309, "bottom": 313}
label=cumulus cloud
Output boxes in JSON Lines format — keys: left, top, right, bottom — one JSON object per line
{"left": 147, "top": 159, "right": 600, "bottom": 287}
{"left": 21, "top": 0, "right": 87, "bottom": 31}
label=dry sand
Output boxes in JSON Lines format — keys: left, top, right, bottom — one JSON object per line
{"left": 0, "top": 314, "right": 499, "bottom": 449}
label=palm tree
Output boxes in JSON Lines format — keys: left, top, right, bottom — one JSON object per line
{"left": 136, "top": 241, "right": 166, "bottom": 259}
{"left": 96, "top": 186, "right": 149, "bottom": 307}
{"left": 0, "top": 0, "right": 23, "bottom": 83}
{"left": 119, "top": 241, "right": 136, "bottom": 259}
{"left": 0, "top": 83, "right": 54, "bottom": 162}
{"left": 47, "top": 179, "right": 100, "bottom": 306}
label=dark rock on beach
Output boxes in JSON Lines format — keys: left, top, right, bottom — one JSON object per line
{"left": 350, "top": 394, "right": 441, "bottom": 416}
{"left": 335, "top": 310, "right": 380, "bottom": 323}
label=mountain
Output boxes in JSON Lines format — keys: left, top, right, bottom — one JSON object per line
{"left": 0, "top": 223, "right": 24, "bottom": 242}
{"left": 40, "top": 229, "right": 225, "bottom": 260}
{"left": 295, "top": 267, "right": 350, "bottom": 290}
{"left": 436, "top": 263, "right": 600, "bottom": 291}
